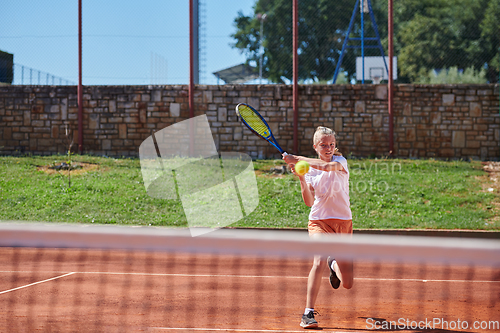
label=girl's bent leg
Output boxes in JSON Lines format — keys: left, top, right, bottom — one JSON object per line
{"left": 337, "top": 259, "right": 354, "bottom": 289}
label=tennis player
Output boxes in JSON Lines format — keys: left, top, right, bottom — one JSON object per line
{"left": 283, "top": 126, "right": 353, "bottom": 329}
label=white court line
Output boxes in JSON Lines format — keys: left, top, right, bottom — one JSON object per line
{"left": 0, "top": 271, "right": 304, "bottom": 279}
{"left": 355, "top": 277, "right": 500, "bottom": 283}
{"left": 151, "top": 327, "right": 352, "bottom": 333}
{"left": 83, "top": 272, "right": 307, "bottom": 279}
{"left": 0, "top": 270, "right": 498, "bottom": 284}
{"left": 74, "top": 272, "right": 500, "bottom": 283}
{"left": 0, "top": 272, "right": 75, "bottom": 295}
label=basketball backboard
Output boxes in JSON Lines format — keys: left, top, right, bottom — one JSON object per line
{"left": 356, "top": 56, "right": 397, "bottom": 82}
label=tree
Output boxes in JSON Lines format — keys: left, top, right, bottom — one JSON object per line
{"left": 231, "top": 0, "right": 367, "bottom": 83}
{"left": 394, "top": 0, "right": 498, "bottom": 82}
{"left": 231, "top": 0, "right": 499, "bottom": 84}
{"left": 480, "top": 0, "right": 500, "bottom": 82}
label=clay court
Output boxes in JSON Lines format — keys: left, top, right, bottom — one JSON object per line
{"left": 1, "top": 246, "right": 498, "bottom": 333}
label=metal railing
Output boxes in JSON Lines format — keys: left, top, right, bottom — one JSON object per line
{"left": 13, "top": 63, "right": 75, "bottom": 86}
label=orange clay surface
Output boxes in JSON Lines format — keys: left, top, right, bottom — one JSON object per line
{"left": 0, "top": 247, "right": 498, "bottom": 332}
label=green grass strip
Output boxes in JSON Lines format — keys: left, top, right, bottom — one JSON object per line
{"left": 0, "top": 155, "right": 498, "bottom": 230}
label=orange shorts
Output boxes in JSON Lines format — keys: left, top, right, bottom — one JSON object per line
{"left": 308, "top": 218, "right": 353, "bottom": 236}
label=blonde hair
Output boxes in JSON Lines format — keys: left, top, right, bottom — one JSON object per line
{"left": 313, "top": 126, "right": 342, "bottom": 156}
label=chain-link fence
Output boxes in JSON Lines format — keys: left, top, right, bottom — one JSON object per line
{"left": 1, "top": 0, "right": 498, "bottom": 86}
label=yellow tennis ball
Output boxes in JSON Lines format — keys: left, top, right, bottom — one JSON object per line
{"left": 295, "top": 161, "right": 310, "bottom": 176}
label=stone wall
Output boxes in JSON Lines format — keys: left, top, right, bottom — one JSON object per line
{"left": 393, "top": 85, "right": 499, "bottom": 160}
{"left": 0, "top": 84, "right": 498, "bottom": 160}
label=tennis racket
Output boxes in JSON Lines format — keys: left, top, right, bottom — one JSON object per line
{"left": 235, "top": 103, "right": 287, "bottom": 155}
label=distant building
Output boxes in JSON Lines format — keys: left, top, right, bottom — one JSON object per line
{"left": 213, "top": 63, "right": 258, "bottom": 84}
{"left": 0, "top": 50, "right": 14, "bottom": 84}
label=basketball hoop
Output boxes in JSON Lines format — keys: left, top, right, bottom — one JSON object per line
{"left": 371, "top": 76, "right": 382, "bottom": 84}
{"left": 369, "top": 67, "right": 384, "bottom": 84}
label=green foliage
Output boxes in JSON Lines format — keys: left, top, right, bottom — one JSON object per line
{"left": 480, "top": 0, "right": 500, "bottom": 79}
{"left": 334, "top": 71, "right": 349, "bottom": 84}
{"left": 232, "top": 0, "right": 500, "bottom": 83}
{"left": 393, "top": 0, "right": 499, "bottom": 82}
{"left": 416, "top": 66, "right": 488, "bottom": 84}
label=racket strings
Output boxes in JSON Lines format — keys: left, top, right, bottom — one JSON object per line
{"left": 238, "top": 106, "right": 270, "bottom": 138}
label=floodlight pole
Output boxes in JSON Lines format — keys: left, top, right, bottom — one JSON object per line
{"left": 192, "top": 0, "right": 199, "bottom": 84}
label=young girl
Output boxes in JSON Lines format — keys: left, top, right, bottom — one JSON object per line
{"left": 282, "top": 126, "right": 353, "bottom": 329}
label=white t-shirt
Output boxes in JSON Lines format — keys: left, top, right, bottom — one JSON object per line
{"left": 304, "top": 155, "right": 352, "bottom": 221}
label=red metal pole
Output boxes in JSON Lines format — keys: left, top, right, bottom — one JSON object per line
{"left": 78, "top": 0, "right": 83, "bottom": 153}
{"left": 292, "top": 0, "right": 298, "bottom": 153}
{"left": 388, "top": 0, "right": 394, "bottom": 155}
{"left": 189, "top": 0, "right": 194, "bottom": 119}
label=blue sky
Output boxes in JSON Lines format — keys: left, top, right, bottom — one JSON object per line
{"left": 0, "top": 0, "right": 257, "bottom": 85}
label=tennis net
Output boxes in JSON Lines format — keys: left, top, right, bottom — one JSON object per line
{"left": 0, "top": 223, "right": 499, "bottom": 332}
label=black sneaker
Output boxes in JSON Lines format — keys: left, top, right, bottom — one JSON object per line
{"left": 327, "top": 257, "right": 341, "bottom": 289}
{"left": 300, "top": 310, "right": 319, "bottom": 328}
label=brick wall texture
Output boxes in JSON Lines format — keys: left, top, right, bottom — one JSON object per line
{"left": 0, "top": 84, "right": 499, "bottom": 160}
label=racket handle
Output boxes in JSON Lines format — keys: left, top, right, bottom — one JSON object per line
{"left": 282, "top": 152, "right": 288, "bottom": 156}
